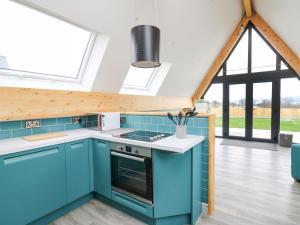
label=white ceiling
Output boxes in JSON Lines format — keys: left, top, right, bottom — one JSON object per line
{"left": 22, "top": 0, "right": 299, "bottom": 97}
{"left": 22, "top": 0, "right": 242, "bottom": 97}
{"left": 254, "top": 0, "right": 300, "bottom": 58}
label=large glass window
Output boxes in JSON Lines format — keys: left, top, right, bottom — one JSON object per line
{"left": 251, "top": 29, "right": 276, "bottom": 73}
{"left": 280, "top": 78, "right": 300, "bottom": 143}
{"left": 203, "top": 24, "right": 298, "bottom": 142}
{"left": 226, "top": 30, "right": 248, "bottom": 75}
{"left": 203, "top": 84, "right": 223, "bottom": 136}
{"left": 0, "top": 0, "right": 94, "bottom": 80}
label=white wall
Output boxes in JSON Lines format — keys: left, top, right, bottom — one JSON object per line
{"left": 254, "top": 0, "right": 300, "bottom": 58}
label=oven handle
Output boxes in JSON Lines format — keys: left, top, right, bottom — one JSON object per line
{"left": 111, "top": 151, "right": 146, "bottom": 162}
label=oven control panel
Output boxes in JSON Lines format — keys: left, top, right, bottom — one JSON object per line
{"left": 110, "top": 142, "right": 151, "bottom": 158}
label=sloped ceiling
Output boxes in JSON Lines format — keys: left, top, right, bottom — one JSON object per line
{"left": 25, "top": 0, "right": 242, "bottom": 97}
{"left": 254, "top": 0, "right": 300, "bottom": 58}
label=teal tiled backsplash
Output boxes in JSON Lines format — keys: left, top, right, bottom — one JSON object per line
{"left": 121, "top": 114, "right": 210, "bottom": 204}
{"left": 0, "top": 115, "right": 98, "bottom": 140}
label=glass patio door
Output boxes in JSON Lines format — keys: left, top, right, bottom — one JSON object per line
{"left": 226, "top": 81, "right": 275, "bottom": 141}
{"left": 252, "top": 82, "right": 273, "bottom": 140}
{"left": 228, "top": 83, "right": 246, "bottom": 138}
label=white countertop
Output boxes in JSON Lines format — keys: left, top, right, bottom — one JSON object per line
{"left": 0, "top": 129, "right": 205, "bottom": 156}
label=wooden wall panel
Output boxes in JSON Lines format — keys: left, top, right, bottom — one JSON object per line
{"left": 0, "top": 87, "right": 193, "bottom": 121}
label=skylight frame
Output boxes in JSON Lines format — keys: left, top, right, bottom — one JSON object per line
{"left": 122, "top": 66, "right": 159, "bottom": 90}
{"left": 0, "top": 0, "right": 97, "bottom": 83}
{"left": 120, "top": 62, "right": 171, "bottom": 96}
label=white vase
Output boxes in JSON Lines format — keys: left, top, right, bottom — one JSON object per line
{"left": 176, "top": 125, "right": 187, "bottom": 138}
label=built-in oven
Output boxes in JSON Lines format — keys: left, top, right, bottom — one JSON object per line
{"left": 110, "top": 143, "right": 153, "bottom": 205}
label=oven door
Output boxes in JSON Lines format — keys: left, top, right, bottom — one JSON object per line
{"left": 110, "top": 151, "right": 153, "bottom": 205}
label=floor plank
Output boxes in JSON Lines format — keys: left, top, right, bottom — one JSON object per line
{"left": 52, "top": 138, "right": 300, "bottom": 225}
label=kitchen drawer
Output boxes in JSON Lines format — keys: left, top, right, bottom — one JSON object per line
{"left": 111, "top": 190, "right": 153, "bottom": 218}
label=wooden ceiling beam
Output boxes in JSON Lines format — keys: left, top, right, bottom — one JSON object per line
{"left": 192, "top": 17, "right": 250, "bottom": 102}
{"left": 243, "top": 0, "right": 253, "bottom": 18}
{"left": 250, "top": 14, "right": 300, "bottom": 76}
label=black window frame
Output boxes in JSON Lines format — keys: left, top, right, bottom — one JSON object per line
{"left": 202, "top": 22, "right": 300, "bottom": 143}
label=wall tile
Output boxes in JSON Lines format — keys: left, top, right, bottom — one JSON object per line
{"left": 49, "top": 125, "right": 65, "bottom": 132}
{"left": 163, "top": 117, "right": 176, "bottom": 126}
{"left": 194, "top": 118, "right": 208, "bottom": 128}
{"left": 0, "top": 130, "right": 11, "bottom": 139}
{"left": 12, "top": 128, "right": 32, "bottom": 138}
{"left": 87, "top": 115, "right": 98, "bottom": 122}
{"left": 0, "top": 116, "right": 90, "bottom": 140}
{"left": 187, "top": 127, "right": 202, "bottom": 135}
{"left": 41, "top": 118, "right": 57, "bottom": 126}
{"left": 146, "top": 124, "right": 158, "bottom": 132}
{"left": 158, "top": 125, "right": 171, "bottom": 133}
{"left": 32, "top": 127, "right": 49, "bottom": 135}
{"left": 65, "top": 123, "right": 82, "bottom": 130}
{"left": 1, "top": 121, "right": 22, "bottom": 130}
{"left": 141, "top": 116, "right": 151, "bottom": 123}
{"left": 151, "top": 116, "right": 164, "bottom": 125}
{"left": 133, "top": 123, "right": 146, "bottom": 130}
{"left": 57, "top": 117, "right": 72, "bottom": 124}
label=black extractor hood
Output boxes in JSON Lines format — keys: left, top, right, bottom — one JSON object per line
{"left": 131, "top": 25, "right": 160, "bottom": 68}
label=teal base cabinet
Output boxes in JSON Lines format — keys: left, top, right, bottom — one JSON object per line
{"left": 29, "top": 194, "right": 93, "bottom": 225}
{"left": 0, "top": 138, "right": 203, "bottom": 225}
{"left": 153, "top": 149, "right": 192, "bottom": 218}
{"left": 191, "top": 144, "right": 203, "bottom": 225}
{"left": 291, "top": 144, "right": 300, "bottom": 181}
{"left": 65, "top": 139, "right": 90, "bottom": 203}
{"left": 151, "top": 145, "right": 202, "bottom": 225}
{"left": 93, "top": 140, "right": 111, "bottom": 198}
{"left": 0, "top": 145, "right": 67, "bottom": 225}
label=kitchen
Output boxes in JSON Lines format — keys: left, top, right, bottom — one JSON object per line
{"left": 1, "top": 0, "right": 298, "bottom": 225}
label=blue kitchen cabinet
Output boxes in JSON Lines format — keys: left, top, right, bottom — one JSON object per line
{"left": 65, "top": 139, "right": 90, "bottom": 203}
{"left": 93, "top": 140, "right": 111, "bottom": 198}
{"left": 0, "top": 144, "right": 66, "bottom": 225}
{"left": 191, "top": 144, "right": 202, "bottom": 225}
{"left": 153, "top": 149, "right": 192, "bottom": 219}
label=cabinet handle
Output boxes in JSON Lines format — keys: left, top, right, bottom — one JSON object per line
{"left": 4, "top": 148, "right": 59, "bottom": 165}
{"left": 111, "top": 151, "right": 145, "bottom": 162}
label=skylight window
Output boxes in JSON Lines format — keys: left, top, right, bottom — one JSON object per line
{"left": 0, "top": 0, "right": 94, "bottom": 80}
{"left": 123, "top": 66, "right": 157, "bottom": 89}
{"left": 120, "top": 62, "right": 171, "bottom": 96}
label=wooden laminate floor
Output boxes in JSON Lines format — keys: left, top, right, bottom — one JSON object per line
{"left": 51, "top": 138, "right": 300, "bottom": 225}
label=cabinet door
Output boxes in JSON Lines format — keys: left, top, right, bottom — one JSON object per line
{"left": 93, "top": 140, "right": 111, "bottom": 198}
{"left": 66, "top": 139, "right": 90, "bottom": 203}
{"left": 0, "top": 145, "right": 66, "bottom": 225}
{"left": 191, "top": 144, "right": 202, "bottom": 225}
{"left": 153, "top": 149, "right": 192, "bottom": 218}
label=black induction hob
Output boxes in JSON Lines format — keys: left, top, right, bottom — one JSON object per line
{"left": 114, "top": 130, "right": 172, "bottom": 142}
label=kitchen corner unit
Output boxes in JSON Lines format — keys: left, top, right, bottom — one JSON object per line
{"left": 0, "top": 129, "right": 205, "bottom": 225}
